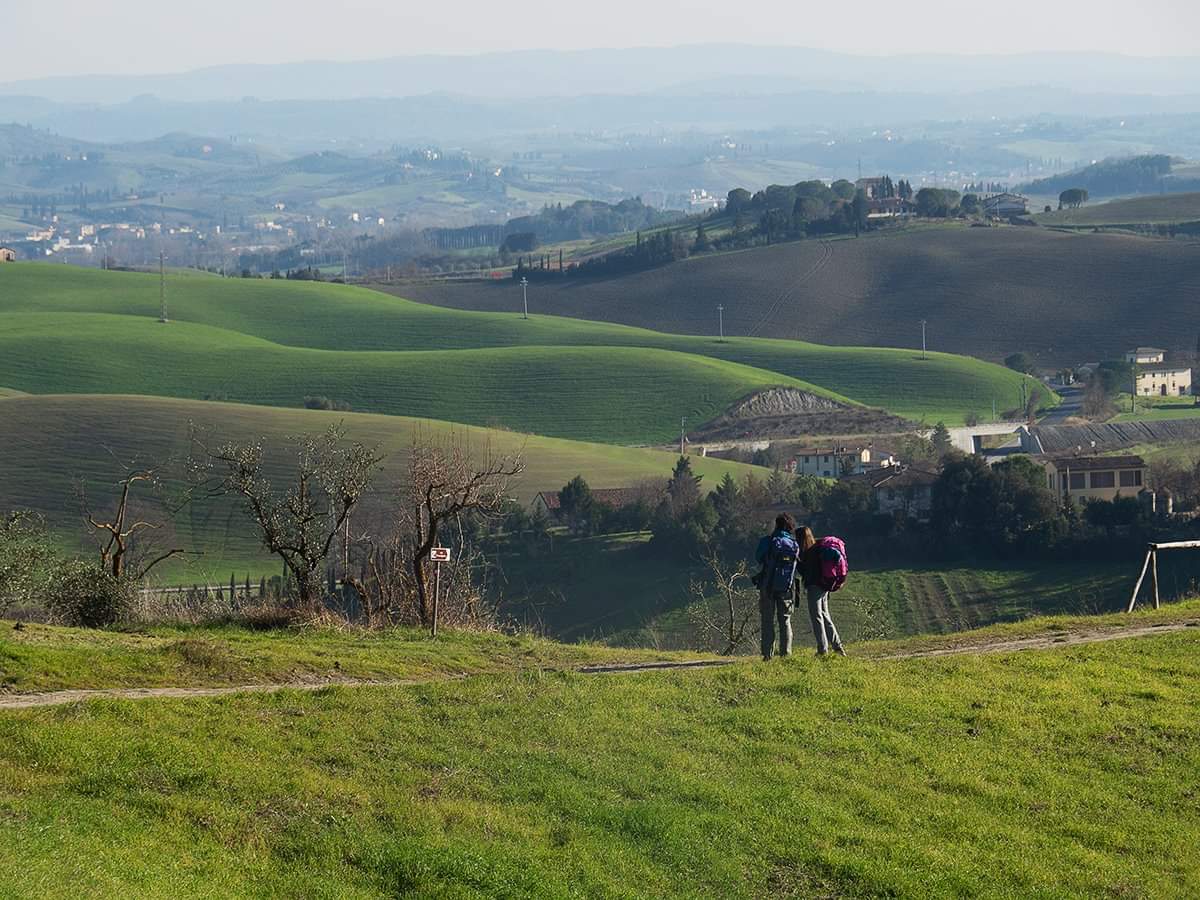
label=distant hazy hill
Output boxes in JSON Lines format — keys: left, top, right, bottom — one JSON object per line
{"left": 5, "top": 87, "right": 1200, "bottom": 150}
{"left": 1020, "top": 155, "right": 1200, "bottom": 199}
{"left": 4, "top": 45, "right": 1200, "bottom": 104}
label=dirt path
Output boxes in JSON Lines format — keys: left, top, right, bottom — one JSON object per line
{"left": 876, "top": 619, "right": 1200, "bottom": 660}
{"left": 2, "top": 621, "right": 1197, "bottom": 710}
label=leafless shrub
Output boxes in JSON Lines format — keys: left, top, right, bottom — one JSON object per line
{"left": 684, "top": 552, "right": 760, "bottom": 655}
{"left": 349, "top": 429, "right": 524, "bottom": 631}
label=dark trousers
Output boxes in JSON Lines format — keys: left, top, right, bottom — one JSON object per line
{"left": 760, "top": 589, "right": 792, "bottom": 660}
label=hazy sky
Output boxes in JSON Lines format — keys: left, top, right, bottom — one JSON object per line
{"left": 1, "top": 0, "right": 1196, "bottom": 82}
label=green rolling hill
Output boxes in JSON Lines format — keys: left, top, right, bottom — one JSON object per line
{"left": 0, "top": 313, "right": 817, "bottom": 444}
{"left": 0, "top": 264, "right": 1049, "bottom": 429}
{"left": 0, "top": 393, "right": 760, "bottom": 580}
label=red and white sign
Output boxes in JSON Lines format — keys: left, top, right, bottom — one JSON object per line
{"left": 430, "top": 547, "right": 451, "bottom": 562}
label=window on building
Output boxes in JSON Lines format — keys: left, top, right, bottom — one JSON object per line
{"left": 1119, "top": 470, "right": 1143, "bottom": 488}
{"left": 1090, "top": 471, "right": 1116, "bottom": 489}
{"left": 1068, "top": 472, "right": 1086, "bottom": 490}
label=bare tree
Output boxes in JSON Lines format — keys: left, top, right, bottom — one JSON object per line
{"left": 77, "top": 460, "right": 187, "bottom": 580}
{"left": 685, "top": 552, "right": 759, "bottom": 655}
{"left": 353, "top": 431, "right": 523, "bottom": 629}
{"left": 193, "top": 424, "right": 382, "bottom": 613}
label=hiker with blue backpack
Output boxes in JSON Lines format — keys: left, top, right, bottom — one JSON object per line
{"left": 753, "top": 513, "right": 801, "bottom": 660}
{"left": 797, "top": 526, "right": 848, "bottom": 657}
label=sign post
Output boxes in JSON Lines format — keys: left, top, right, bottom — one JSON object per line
{"left": 430, "top": 547, "right": 451, "bottom": 636}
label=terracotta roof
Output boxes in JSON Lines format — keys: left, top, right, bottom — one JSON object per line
{"left": 793, "top": 447, "right": 866, "bottom": 456}
{"left": 1136, "top": 363, "right": 1190, "bottom": 372}
{"left": 536, "top": 488, "right": 646, "bottom": 510}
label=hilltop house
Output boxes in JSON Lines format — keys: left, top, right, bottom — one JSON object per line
{"left": 982, "top": 193, "right": 1029, "bottom": 217}
{"left": 1035, "top": 454, "right": 1147, "bottom": 503}
{"left": 854, "top": 177, "right": 887, "bottom": 199}
{"left": 867, "top": 197, "right": 911, "bottom": 218}
{"left": 787, "top": 446, "right": 885, "bottom": 478}
{"left": 0, "top": 247, "right": 16, "bottom": 262}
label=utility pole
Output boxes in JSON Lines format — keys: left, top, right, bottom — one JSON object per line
{"left": 680, "top": 416, "right": 687, "bottom": 456}
{"left": 158, "top": 251, "right": 168, "bottom": 323}
{"left": 1131, "top": 362, "right": 1137, "bottom": 413}
{"left": 717, "top": 304, "right": 724, "bottom": 341}
{"left": 342, "top": 249, "right": 349, "bottom": 283}
{"left": 520, "top": 277, "right": 529, "bottom": 319}
{"left": 919, "top": 319, "right": 927, "bottom": 360}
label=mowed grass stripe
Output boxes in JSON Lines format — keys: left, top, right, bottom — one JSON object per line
{"left": 0, "top": 264, "right": 1049, "bottom": 425}
{"left": 0, "top": 313, "right": 818, "bottom": 444}
{"left": 0, "top": 393, "right": 761, "bottom": 579}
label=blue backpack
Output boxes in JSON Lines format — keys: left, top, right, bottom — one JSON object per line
{"left": 765, "top": 533, "right": 800, "bottom": 593}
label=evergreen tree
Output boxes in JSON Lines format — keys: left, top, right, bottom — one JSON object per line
{"left": 931, "top": 422, "right": 953, "bottom": 457}
{"left": 558, "top": 474, "right": 596, "bottom": 534}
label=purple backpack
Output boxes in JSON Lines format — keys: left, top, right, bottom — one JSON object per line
{"left": 814, "top": 536, "right": 849, "bottom": 593}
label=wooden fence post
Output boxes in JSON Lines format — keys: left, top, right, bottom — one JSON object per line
{"left": 1151, "top": 549, "right": 1160, "bottom": 609}
{"left": 1128, "top": 548, "right": 1153, "bottom": 613}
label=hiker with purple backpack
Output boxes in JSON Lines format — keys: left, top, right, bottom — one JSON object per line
{"left": 753, "top": 513, "right": 801, "bottom": 660}
{"left": 797, "top": 526, "right": 848, "bottom": 657}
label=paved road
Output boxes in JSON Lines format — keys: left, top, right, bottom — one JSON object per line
{"left": 1040, "top": 384, "right": 1083, "bottom": 424}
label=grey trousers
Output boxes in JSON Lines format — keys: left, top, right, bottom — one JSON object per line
{"left": 806, "top": 585, "right": 843, "bottom": 654}
{"left": 760, "top": 589, "right": 792, "bottom": 660}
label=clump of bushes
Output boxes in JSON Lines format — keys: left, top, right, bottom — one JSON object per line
{"left": 303, "top": 396, "right": 352, "bottom": 411}
{"left": 45, "top": 561, "right": 137, "bottom": 628}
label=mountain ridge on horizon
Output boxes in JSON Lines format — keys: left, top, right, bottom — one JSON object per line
{"left": 4, "top": 43, "right": 1198, "bottom": 106}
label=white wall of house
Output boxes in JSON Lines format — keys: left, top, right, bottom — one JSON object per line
{"left": 1135, "top": 367, "right": 1192, "bottom": 397}
{"left": 1041, "top": 463, "right": 1145, "bottom": 502}
{"left": 792, "top": 449, "right": 869, "bottom": 478}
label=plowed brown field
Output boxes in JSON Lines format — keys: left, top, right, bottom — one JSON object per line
{"left": 394, "top": 226, "right": 1200, "bottom": 366}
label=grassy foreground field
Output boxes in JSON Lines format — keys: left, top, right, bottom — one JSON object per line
{"left": 1, "top": 606, "right": 1198, "bottom": 897}
{"left": 0, "top": 264, "right": 1048, "bottom": 427}
{"left": 0, "top": 393, "right": 759, "bottom": 580}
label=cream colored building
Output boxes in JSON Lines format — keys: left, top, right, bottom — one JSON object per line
{"left": 1037, "top": 455, "right": 1147, "bottom": 503}
{"left": 1135, "top": 364, "right": 1192, "bottom": 397}
{"left": 1125, "top": 347, "right": 1165, "bottom": 365}
{"left": 0, "top": 247, "right": 16, "bottom": 263}
{"left": 789, "top": 447, "right": 873, "bottom": 478}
